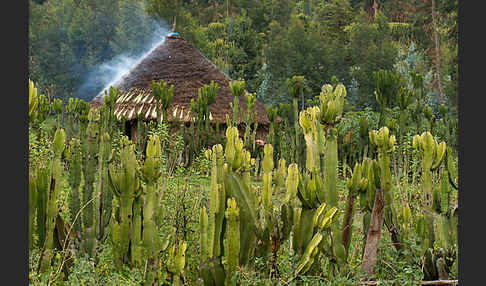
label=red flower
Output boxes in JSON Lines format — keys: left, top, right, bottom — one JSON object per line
{"left": 256, "top": 140, "right": 265, "bottom": 146}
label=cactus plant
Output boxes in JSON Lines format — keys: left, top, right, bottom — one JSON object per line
{"left": 66, "top": 138, "right": 83, "bottom": 237}
{"left": 361, "top": 126, "right": 396, "bottom": 276}
{"left": 317, "top": 83, "right": 347, "bottom": 264}
{"left": 201, "top": 126, "right": 335, "bottom": 284}
{"left": 29, "top": 79, "right": 39, "bottom": 123}
{"left": 139, "top": 134, "right": 170, "bottom": 283}
{"left": 36, "top": 163, "right": 50, "bottom": 250}
{"left": 38, "top": 93, "right": 51, "bottom": 124}
{"left": 52, "top": 98, "right": 63, "bottom": 127}
{"left": 358, "top": 157, "right": 380, "bottom": 245}
{"left": 318, "top": 83, "right": 346, "bottom": 208}
{"left": 79, "top": 109, "right": 100, "bottom": 257}
{"left": 266, "top": 106, "right": 278, "bottom": 155}
{"left": 65, "top": 98, "right": 79, "bottom": 140}
{"left": 131, "top": 195, "right": 144, "bottom": 267}
{"left": 342, "top": 162, "right": 368, "bottom": 256}
{"left": 413, "top": 135, "right": 457, "bottom": 280}
{"left": 107, "top": 143, "right": 142, "bottom": 265}
{"left": 286, "top": 76, "right": 308, "bottom": 167}
{"left": 39, "top": 128, "right": 66, "bottom": 272}
{"left": 224, "top": 198, "right": 240, "bottom": 286}
{"left": 243, "top": 92, "right": 257, "bottom": 152}
{"left": 191, "top": 81, "right": 220, "bottom": 149}
{"left": 413, "top": 131, "right": 446, "bottom": 208}
{"left": 229, "top": 94, "right": 240, "bottom": 126}
{"left": 96, "top": 132, "right": 113, "bottom": 241}
{"left": 29, "top": 172, "right": 37, "bottom": 250}
{"left": 140, "top": 135, "right": 163, "bottom": 255}
{"left": 229, "top": 79, "right": 245, "bottom": 98}
{"left": 151, "top": 80, "right": 174, "bottom": 124}
{"left": 167, "top": 241, "right": 188, "bottom": 286}
{"left": 294, "top": 206, "right": 339, "bottom": 276}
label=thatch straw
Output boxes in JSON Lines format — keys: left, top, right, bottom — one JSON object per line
{"left": 90, "top": 37, "right": 270, "bottom": 125}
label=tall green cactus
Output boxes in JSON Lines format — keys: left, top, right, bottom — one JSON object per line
{"left": 318, "top": 83, "right": 346, "bottom": 207}
{"left": 29, "top": 172, "right": 37, "bottom": 250}
{"left": 413, "top": 134, "right": 456, "bottom": 280}
{"left": 286, "top": 76, "right": 308, "bottom": 167}
{"left": 200, "top": 124, "right": 344, "bottom": 283}
{"left": 140, "top": 135, "right": 163, "bottom": 256}
{"left": 66, "top": 138, "right": 83, "bottom": 237}
{"left": 97, "top": 132, "right": 112, "bottom": 241}
{"left": 342, "top": 162, "right": 368, "bottom": 257}
{"left": 229, "top": 94, "right": 240, "bottom": 127}
{"left": 29, "top": 79, "right": 39, "bottom": 123}
{"left": 291, "top": 106, "right": 327, "bottom": 256}
{"left": 132, "top": 195, "right": 144, "bottom": 267}
{"left": 151, "top": 80, "right": 174, "bottom": 124}
{"left": 369, "top": 127, "right": 396, "bottom": 231}
{"left": 191, "top": 81, "right": 220, "bottom": 148}
{"left": 266, "top": 106, "right": 278, "bottom": 154}
{"left": 52, "top": 98, "right": 63, "bottom": 127}
{"left": 167, "top": 241, "right": 188, "bottom": 286}
{"left": 279, "top": 162, "right": 295, "bottom": 243}
{"left": 40, "top": 128, "right": 66, "bottom": 272}
{"left": 282, "top": 84, "right": 349, "bottom": 272}
{"left": 262, "top": 144, "right": 274, "bottom": 216}
{"left": 229, "top": 79, "right": 245, "bottom": 99}
{"left": 224, "top": 198, "right": 240, "bottom": 286}
{"left": 64, "top": 89, "right": 115, "bottom": 255}
{"left": 200, "top": 127, "right": 290, "bottom": 284}
{"left": 361, "top": 126, "right": 396, "bottom": 276}
{"left": 139, "top": 135, "right": 167, "bottom": 283}
{"left": 204, "top": 144, "right": 226, "bottom": 262}
{"left": 358, "top": 157, "right": 380, "bottom": 251}
{"left": 293, "top": 206, "right": 339, "bottom": 276}
{"left": 243, "top": 92, "right": 256, "bottom": 148}
{"left": 200, "top": 206, "right": 209, "bottom": 264}
{"left": 369, "top": 127, "right": 396, "bottom": 195}
{"left": 80, "top": 109, "right": 100, "bottom": 256}
{"left": 317, "top": 83, "right": 347, "bottom": 265}
{"left": 107, "top": 143, "right": 142, "bottom": 265}
{"left": 224, "top": 127, "right": 257, "bottom": 266}
{"left": 36, "top": 164, "right": 50, "bottom": 250}
{"left": 413, "top": 131, "right": 446, "bottom": 208}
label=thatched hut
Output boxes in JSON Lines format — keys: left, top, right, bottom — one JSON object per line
{"left": 90, "top": 32, "right": 271, "bottom": 141}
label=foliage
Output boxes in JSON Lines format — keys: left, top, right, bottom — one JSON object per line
{"left": 28, "top": 0, "right": 458, "bottom": 282}
{"left": 29, "top": 0, "right": 166, "bottom": 101}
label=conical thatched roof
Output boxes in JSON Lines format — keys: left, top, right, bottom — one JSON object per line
{"left": 90, "top": 36, "right": 270, "bottom": 125}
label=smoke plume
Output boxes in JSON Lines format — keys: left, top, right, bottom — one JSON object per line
{"left": 77, "top": 20, "right": 170, "bottom": 101}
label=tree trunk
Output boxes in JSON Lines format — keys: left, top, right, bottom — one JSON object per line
{"left": 361, "top": 189, "right": 385, "bottom": 277}
{"left": 431, "top": 0, "right": 445, "bottom": 104}
{"left": 342, "top": 193, "right": 356, "bottom": 256}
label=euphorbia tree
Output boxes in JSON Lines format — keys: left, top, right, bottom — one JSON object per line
{"left": 151, "top": 80, "right": 174, "bottom": 125}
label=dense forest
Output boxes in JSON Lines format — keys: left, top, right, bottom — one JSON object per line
{"left": 28, "top": 0, "right": 458, "bottom": 285}
{"left": 29, "top": 0, "right": 457, "bottom": 112}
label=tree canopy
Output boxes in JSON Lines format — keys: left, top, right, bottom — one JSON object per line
{"left": 29, "top": 0, "right": 457, "bottom": 113}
